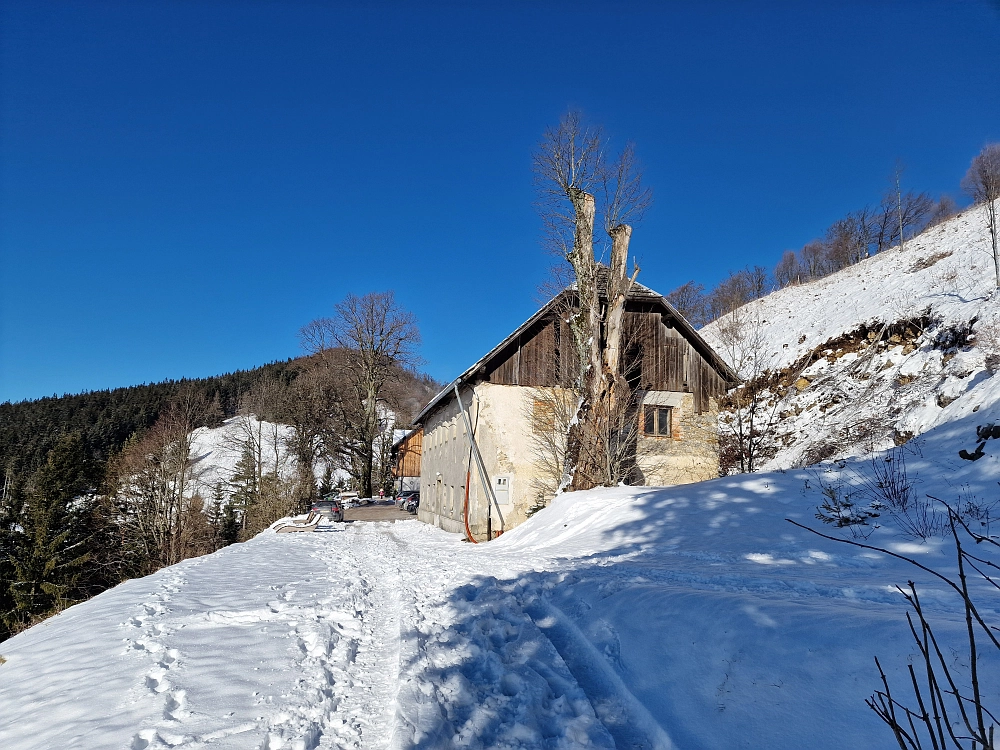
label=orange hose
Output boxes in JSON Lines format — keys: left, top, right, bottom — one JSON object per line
{"left": 462, "top": 469, "right": 478, "bottom": 543}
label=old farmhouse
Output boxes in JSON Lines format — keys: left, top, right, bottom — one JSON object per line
{"left": 412, "top": 277, "right": 738, "bottom": 539}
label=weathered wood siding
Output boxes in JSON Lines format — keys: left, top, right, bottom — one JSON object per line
{"left": 485, "top": 319, "right": 579, "bottom": 387}
{"left": 394, "top": 429, "right": 422, "bottom": 478}
{"left": 483, "top": 307, "right": 728, "bottom": 413}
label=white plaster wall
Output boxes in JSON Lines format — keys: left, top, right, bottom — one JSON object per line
{"left": 418, "top": 383, "right": 565, "bottom": 538}
{"left": 418, "top": 386, "right": 721, "bottom": 537}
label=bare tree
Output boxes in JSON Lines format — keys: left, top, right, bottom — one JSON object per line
{"left": 666, "top": 281, "right": 708, "bottom": 328}
{"left": 745, "top": 265, "right": 770, "bottom": 299}
{"left": 714, "top": 307, "right": 778, "bottom": 473}
{"left": 962, "top": 143, "right": 1000, "bottom": 289}
{"left": 280, "top": 362, "right": 345, "bottom": 503}
{"left": 533, "top": 111, "right": 651, "bottom": 491}
{"left": 924, "top": 195, "right": 959, "bottom": 230}
{"left": 300, "top": 291, "right": 420, "bottom": 497}
{"left": 109, "top": 388, "right": 218, "bottom": 572}
{"left": 706, "top": 267, "right": 767, "bottom": 322}
{"left": 800, "top": 239, "right": 828, "bottom": 279}
{"left": 774, "top": 250, "right": 802, "bottom": 288}
{"left": 224, "top": 378, "right": 303, "bottom": 537}
{"left": 825, "top": 209, "right": 873, "bottom": 270}
{"left": 871, "top": 189, "right": 933, "bottom": 254}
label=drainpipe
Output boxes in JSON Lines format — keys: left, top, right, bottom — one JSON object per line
{"left": 453, "top": 383, "right": 505, "bottom": 536}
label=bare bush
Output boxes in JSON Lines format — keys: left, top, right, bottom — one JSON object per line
{"left": 715, "top": 307, "right": 778, "bottom": 473}
{"left": 790, "top": 508, "right": 1000, "bottom": 750}
{"left": 975, "top": 320, "right": 1000, "bottom": 373}
{"left": 853, "top": 447, "right": 944, "bottom": 540}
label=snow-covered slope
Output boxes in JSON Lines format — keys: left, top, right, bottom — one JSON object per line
{"left": 183, "top": 415, "right": 341, "bottom": 498}
{"left": 701, "top": 204, "right": 1000, "bottom": 469}
{"left": 3, "top": 209, "right": 1000, "bottom": 750}
{"left": 2, "top": 401, "right": 998, "bottom": 749}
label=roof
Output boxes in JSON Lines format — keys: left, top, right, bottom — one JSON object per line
{"left": 391, "top": 428, "right": 418, "bottom": 450}
{"left": 413, "top": 272, "right": 739, "bottom": 425}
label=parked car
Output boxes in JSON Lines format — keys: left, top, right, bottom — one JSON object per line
{"left": 310, "top": 497, "right": 344, "bottom": 522}
{"left": 338, "top": 491, "right": 360, "bottom": 508}
{"left": 404, "top": 492, "right": 420, "bottom": 514}
{"left": 396, "top": 490, "right": 419, "bottom": 509}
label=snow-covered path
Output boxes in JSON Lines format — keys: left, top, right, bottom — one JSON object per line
{"left": 0, "top": 522, "right": 619, "bottom": 750}
{"left": 3, "top": 454, "right": 999, "bottom": 750}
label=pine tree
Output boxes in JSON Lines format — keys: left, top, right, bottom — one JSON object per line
{"left": 5, "top": 433, "right": 99, "bottom": 630}
{"left": 228, "top": 444, "right": 259, "bottom": 533}
{"left": 220, "top": 502, "right": 240, "bottom": 547}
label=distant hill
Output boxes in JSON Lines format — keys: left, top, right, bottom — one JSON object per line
{"left": 0, "top": 357, "right": 441, "bottom": 481}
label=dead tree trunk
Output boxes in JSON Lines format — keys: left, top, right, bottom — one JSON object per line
{"left": 570, "top": 223, "right": 639, "bottom": 490}
{"left": 604, "top": 223, "right": 637, "bottom": 406}
{"left": 563, "top": 189, "right": 603, "bottom": 489}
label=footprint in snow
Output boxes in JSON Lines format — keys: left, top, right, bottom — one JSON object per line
{"left": 163, "top": 689, "right": 188, "bottom": 721}
{"left": 145, "top": 667, "right": 170, "bottom": 694}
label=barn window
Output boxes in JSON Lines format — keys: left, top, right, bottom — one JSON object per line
{"left": 532, "top": 399, "right": 555, "bottom": 434}
{"left": 643, "top": 405, "right": 673, "bottom": 437}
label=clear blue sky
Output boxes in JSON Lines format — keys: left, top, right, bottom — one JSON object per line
{"left": 2, "top": 1, "right": 999, "bottom": 404}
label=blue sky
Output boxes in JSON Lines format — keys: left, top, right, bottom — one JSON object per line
{"left": 2, "top": 0, "right": 999, "bottom": 404}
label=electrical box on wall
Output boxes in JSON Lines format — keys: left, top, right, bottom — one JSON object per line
{"left": 493, "top": 474, "right": 512, "bottom": 507}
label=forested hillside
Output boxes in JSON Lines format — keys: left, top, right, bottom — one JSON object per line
{"left": 0, "top": 353, "right": 440, "bottom": 643}
{"left": 0, "top": 362, "right": 298, "bottom": 479}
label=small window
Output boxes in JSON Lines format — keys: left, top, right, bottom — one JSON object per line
{"left": 643, "top": 405, "right": 673, "bottom": 437}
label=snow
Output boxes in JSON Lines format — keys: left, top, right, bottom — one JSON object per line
{"left": 186, "top": 415, "right": 342, "bottom": 496}
{"left": 3, "top": 406, "right": 999, "bottom": 748}
{"left": 701, "top": 203, "right": 1000, "bottom": 468}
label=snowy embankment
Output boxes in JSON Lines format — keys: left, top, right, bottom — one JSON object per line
{"left": 701, "top": 204, "right": 1000, "bottom": 468}
{"left": 3, "top": 398, "right": 999, "bottom": 749}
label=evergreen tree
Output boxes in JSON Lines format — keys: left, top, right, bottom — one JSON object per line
{"left": 5, "top": 433, "right": 99, "bottom": 630}
{"left": 228, "top": 444, "right": 259, "bottom": 533}
{"left": 220, "top": 502, "right": 240, "bottom": 547}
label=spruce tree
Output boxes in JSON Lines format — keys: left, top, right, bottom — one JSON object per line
{"left": 5, "top": 433, "right": 99, "bottom": 630}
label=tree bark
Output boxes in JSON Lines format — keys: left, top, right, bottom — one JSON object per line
{"left": 604, "top": 223, "right": 637, "bottom": 400}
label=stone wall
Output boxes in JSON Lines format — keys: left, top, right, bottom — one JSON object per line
{"left": 637, "top": 393, "right": 720, "bottom": 485}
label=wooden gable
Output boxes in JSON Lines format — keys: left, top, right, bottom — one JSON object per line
{"left": 478, "top": 298, "right": 732, "bottom": 414}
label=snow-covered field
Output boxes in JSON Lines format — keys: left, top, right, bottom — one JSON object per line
{"left": 3, "top": 392, "right": 999, "bottom": 749}
{"left": 183, "top": 415, "right": 344, "bottom": 501}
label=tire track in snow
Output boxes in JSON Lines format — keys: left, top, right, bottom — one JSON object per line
{"left": 523, "top": 595, "right": 676, "bottom": 750}
{"left": 388, "top": 528, "right": 617, "bottom": 750}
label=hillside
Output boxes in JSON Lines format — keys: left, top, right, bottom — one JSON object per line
{"left": 0, "top": 361, "right": 298, "bottom": 479}
{"left": 0, "top": 356, "right": 439, "bottom": 480}
{"left": 701, "top": 203, "right": 1000, "bottom": 469}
